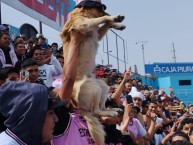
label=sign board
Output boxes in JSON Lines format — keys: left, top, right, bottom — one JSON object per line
{"left": 145, "top": 63, "right": 193, "bottom": 74}
{"left": 1, "top": 0, "right": 76, "bottom": 31}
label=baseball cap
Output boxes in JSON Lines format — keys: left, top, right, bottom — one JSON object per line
{"left": 48, "top": 98, "right": 69, "bottom": 110}
{"left": 47, "top": 86, "right": 69, "bottom": 110}
{"left": 41, "top": 43, "right": 49, "bottom": 49}
{"left": 75, "top": 0, "right": 106, "bottom": 10}
{"left": 0, "top": 25, "right": 6, "bottom": 31}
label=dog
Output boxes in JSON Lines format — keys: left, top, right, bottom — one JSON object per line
{"left": 60, "top": 1, "right": 126, "bottom": 145}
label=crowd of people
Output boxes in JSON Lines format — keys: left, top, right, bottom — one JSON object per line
{"left": 0, "top": 10, "right": 193, "bottom": 145}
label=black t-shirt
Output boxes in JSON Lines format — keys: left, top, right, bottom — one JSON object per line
{"left": 0, "top": 113, "right": 6, "bottom": 132}
{"left": 104, "top": 124, "right": 135, "bottom": 145}
{"left": 53, "top": 106, "right": 70, "bottom": 136}
{"left": 1, "top": 48, "right": 12, "bottom": 64}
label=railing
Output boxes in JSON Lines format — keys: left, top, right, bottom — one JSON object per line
{"left": 98, "top": 29, "right": 128, "bottom": 73}
{"left": 175, "top": 89, "right": 193, "bottom": 105}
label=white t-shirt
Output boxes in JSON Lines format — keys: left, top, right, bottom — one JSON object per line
{"left": 0, "top": 131, "right": 20, "bottom": 145}
{"left": 156, "top": 117, "right": 163, "bottom": 124}
{"left": 38, "top": 55, "right": 62, "bottom": 87}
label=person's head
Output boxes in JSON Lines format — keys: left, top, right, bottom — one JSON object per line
{"left": 0, "top": 67, "right": 19, "bottom": 83}
{"left": 14, "top": 40, "right": 26, "bottom": 56}
{"left": 31, "top": 45, "right": 43, "bottom": 65}
{"left": 36, "top": 34, "right": 46, "bottom": 45}
{"left": 180, "top": 118, "right": 193, "bottom": 134}
{"left": 189, "top": 105, "right": 193, "bottom": 114}
{"left": 14, "top": 36, "right": 25, "bottom": 44}
{"left": 143, "top": 90, "right": 150, "bottom": 98}
{"left": 2, "top": 24, "right": 9, "bottom": 32}
{"left": 161, "top": 96, "right": 170, "bottom": 107}
{"left": 180, "top": 102, "right": 186, "bottom": 110}
{"left": 0, "top": 82, "right": 67, "bottom": 144}
{"left": 189, "top": 127, "right": 193, "bottom": 144}
{"left": 0, "top": 25, "right": 7, "bottom": 32}
{"left": 0, "top": 24, "right": 9, "bottom": 33}
{"left": 56, "top": 55, "right": 64, "bottom": 67}
{"left": 148, "top": 101, "right": 158, "bottom": 114}
{"left": 131, "top": 91, "right": 144, "bottom": 107}
{"left": 157, "top": 99, "right": 163, "bottom": 110}
{"left": 125, "top": 82, "right": 132, "bottom": 93}
{"left": 171, "top": 131, "right": 189, "bottom": 142}
{"left": 21, "top": 58, "right": 39, "bottom": 83}
{"left": 0, "top": 32, "right": 11, "bottom": 49}
{"left": 51, "top": 42, "right": 58, "bottom": 51}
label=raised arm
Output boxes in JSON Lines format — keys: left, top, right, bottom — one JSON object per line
{"left": 111, "top": 68, "right": 132, "bottom": 106}
{"left": 59, "top": 31, "right": 83, "bottom": 107}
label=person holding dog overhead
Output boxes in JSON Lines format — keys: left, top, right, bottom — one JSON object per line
{"left": 51, "top": 0, "right": 127, "bottom": 145}
{"left": 51, "top": 30, "right": 97, "bottom": 144}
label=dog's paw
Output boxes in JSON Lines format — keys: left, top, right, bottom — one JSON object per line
{"left": 114, "top": 15, "right": 125, "bottom": 22}
{"left": 114, "top": 25, "right": 126, "bottom": 30}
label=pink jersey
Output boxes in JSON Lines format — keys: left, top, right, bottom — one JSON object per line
{"left": 52, "top": 112, "right": 97, "bottom": 145}
{"left": 127, "top": 118, "right": 138, "bottom": 138}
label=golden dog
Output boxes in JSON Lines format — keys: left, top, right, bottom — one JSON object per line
{"left": 61, "top": 6, "right": 126, "bottom": 145}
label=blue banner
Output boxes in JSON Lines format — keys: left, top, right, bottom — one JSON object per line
{"left": 145, "top": 63, "right": 193, "bottom": 74}
{"left": 9, "top": 25, "right": 20, "bottom": 41}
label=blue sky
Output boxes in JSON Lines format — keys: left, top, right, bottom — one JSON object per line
{"left": 2, "top": 0, "right": 193, "bottom": 74}
{"left": 99, "top": 0, "right": 193, "bottom": 74}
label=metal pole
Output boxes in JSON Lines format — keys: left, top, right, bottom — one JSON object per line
{"left": 172, "top": 42, "right": 176, "bottom": 63}
{"left": 39, "top": 21, "right": 42, "bottom": 34}
{"left": 123, "top": 40, "right": 126, "bottom": 71}
{"left": 136, "top": 41, "right": 148, "bottom": 74}
{"left": 0, "top": 0, "right": 2, "bottom": 25}
{"left": 142, "top": 44, "right": 145, "bottom": 67}
{"left": 115, "top": 34, "right": 119, "bottom": 72}
{"left": 106, "top": 34, "right": 109, "bottom": 65}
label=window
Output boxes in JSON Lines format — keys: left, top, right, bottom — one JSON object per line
{"left": 179, "top": 80, "right": 191, "bottom": 86}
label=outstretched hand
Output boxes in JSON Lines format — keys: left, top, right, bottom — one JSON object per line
{"left": 123, "top": 67, "right": 134, "bottom": 82}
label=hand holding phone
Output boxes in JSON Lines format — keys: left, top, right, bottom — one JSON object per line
{"left": 126, "top": 95, "right": 133, "bottom": 104}
{"left": 22, "top": 70, "right": 29, "bottom": 78}
{"left": 20, "top": 70, "right": 30, "bottom": 82}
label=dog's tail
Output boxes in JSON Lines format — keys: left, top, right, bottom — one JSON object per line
{"left": 81, "top": 110, "right": 105, "bottom": 145}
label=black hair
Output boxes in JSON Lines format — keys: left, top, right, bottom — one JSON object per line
{"left": 171, "top": 140, "right": 191, "bottom": 145}
{"left": 105, "top": 98, "right": 118, "bottom": 108}
{"left": 21, "top": 58, "right": 38, "bottom": 68}
{"left": 0, "top": 69, "right": 6, "bottom": 80}
{"left": 14, "top": 39, "right": 25, "bottom": 48}
{"left": 149, "top": 100, "right": 157, "bottom": 105}
{"left": 0, "top": 67, "right": 19, "bottom": 81}
{"left": 56, "top": 55, "right": 64, "bottom": 60}
{"left": 0, "top": 32, "right": 9, "bottom": 38}
{"left": 15, "top": 60, "right": 24, "bottom": 71}
{"left": 189, "top": 126, "right": 193, "bottom": 136}
{"left": 180, "top": 118, "right": 193, "bottom": 129}
{"left": 51, "top": 42, "right": 58, "bottom": 47}
{"left": 142, "top": 100, "right": 149, "bottom": 108}
{"left": 171, "top": 131, "right": 189, "bottom": 142}
{"left": 27, "top": 45, "right": 41, "bottom": 58}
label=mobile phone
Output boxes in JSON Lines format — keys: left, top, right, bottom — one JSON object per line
{"left": 22, "top": 70, "right": 29, "bottom": 77}
{"left": 126, "top": 95, "right": 133, "bottom": 104}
